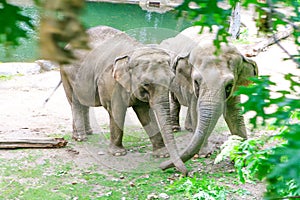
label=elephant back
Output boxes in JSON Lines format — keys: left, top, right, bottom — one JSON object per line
{"left": 86, "top": 26, "right": 125, "bottom": 49}
{"left": 73, "top": 27, "right": 142, "bottom": 106}
{"left": 160, "top": 26, "right": 222, "bottom": 57}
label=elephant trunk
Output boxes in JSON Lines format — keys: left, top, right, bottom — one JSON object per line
{"left": 151, "top": 95, "right": 188, "bottom": 175}
{"left": 160, "top": 99, "right": 224, "bottom": 170}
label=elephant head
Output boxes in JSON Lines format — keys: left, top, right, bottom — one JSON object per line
{"left": 112, "top": 46, "right": 188, "bottom": 175}
{"left": 160, "top": 42, "right": 258, "bottom": 170}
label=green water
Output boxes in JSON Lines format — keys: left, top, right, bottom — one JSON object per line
{"left": 0, "top": 2, "right": 191, "bottom": 62}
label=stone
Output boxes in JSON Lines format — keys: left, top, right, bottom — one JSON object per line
{"left": 0, "top": 62, "right": 41, "bottom": 75}
{"left": 158, "top": 193, "right": 169, "bottom": 199}
{"left": 147, "top": 193, "right": 158, "bottom": 200}
{"left": 35, "top": 60, "right": 59, "bottom": 71}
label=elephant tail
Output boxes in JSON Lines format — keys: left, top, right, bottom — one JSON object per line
{"left": 43, "top": 80, "right": 62, "bottom": 106}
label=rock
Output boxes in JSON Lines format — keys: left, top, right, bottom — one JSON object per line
{"left": 0, "top": 60, "right": 58, "bottom": 76}
{"left": 97, "top": 150, "right": 105, "bottom": 155}
{"left": 129, "top": 181, "right": 135, "bottom": 187}
{"left": 0, "top": 62, "right": 41, "bottom": 75}
{"left": 35, "top": 60, "right": 59, "bottom": 71}
{"left": 146, "top": 193, "right": 169, "bottom": 200}
{"left": 147, "top": 193, "right": 158, "bottom": 200}
{"left": 158, "top": 193, "right": 169, "bottom": 199}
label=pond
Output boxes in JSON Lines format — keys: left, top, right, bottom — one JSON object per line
{"left": 0, "top": 2, "right": 191, "bottom": 62}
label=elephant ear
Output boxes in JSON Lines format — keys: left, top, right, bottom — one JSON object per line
{"left": 237, "top": 56, "right": 258, "bottom": 86}
{"left": 173, "top": 53, "right": 192, "bottom": 81}
{"left": 172, "top": 53, "right": 195, "bottom": 95}
{"left": 113, "top": 55, "right": 131, "bottom": 92}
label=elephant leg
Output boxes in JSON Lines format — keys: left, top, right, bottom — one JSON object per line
{"left": 170, "top": 92, "right": 181, "bottom": 132}
{"left": 83, "top": 108, "right": 93, "bottom": 135}
{"left": 198, "top": 140, "right": 211, "bottom": 157}
{"left": 106, "top": 83, "right": 128, "bottom": 156}
{"left": 133, "top": 105, "right": 169, "bottom": 158}
{"left": 107, "top": 99, "right": 127, "bottom": 156}
{"left": 224, "top": 96, "right": 247, "bottom": 139}
{"left": 184, "top": 107, "right": 194, "bottom": 132}
{"left": 71, "top": 97, "right": 89, "bottom": 141}
{"left": 186, "top": 97, "right": 198, "bottom": 132}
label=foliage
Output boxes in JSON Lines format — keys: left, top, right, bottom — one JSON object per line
{"left": 231, "top": 75, "right": 300, "bottom": 199}
{"left": 39, "top": 0, "right": 89, "bottom": 64}
{"left": 214, "top": 135, "right": 244, "bottom": 165}
{"left": 0, "top": 74, "right": 13, "bottom": 81}
{"left": 224, "top": 136, "right": 269, "bottom": 183}
{"left": 175, "top": 0, "right": 300, "bottom": 65}
{"left": 216, "top": 75, "right": 300, "bottom": 199}
{"left": 236, "top": 75, "right": 300, "bottom": 128}
{"left": 0, "top": 0, "right": 34, "bottom": 47}
{"left": 168, "top": 176, "right": 228, "bottom": 199}
{"left": 0, "top": 149, "right": 229, "bottom": 199}
{"left": 174, "top": 0, "right": 238, "bottom": 49}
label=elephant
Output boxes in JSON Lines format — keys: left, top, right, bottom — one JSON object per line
{"left": 161, "top": 26, "right": 220, "bottom": 132}
{"left": 60, "top": 26, "right": 188, "bottom": 174}
{"left": 159, "top": 27, "right": 258, "bottom": 170}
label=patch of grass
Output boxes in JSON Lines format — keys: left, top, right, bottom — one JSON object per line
{"left": 100, "top": 170, "right": 175, "bottom": 199}
{"left": 48, "top": 132, "right": 73, "bottom": 141}
{"left": 0, "top": 180, "right": 25, "bottom": 199}
{"left": 0, "top": 153, "right": 256, "bottom": 199}
{"left": 86, "top": 133, "right": 102, "bottom": 145}
{"left": 167, "top": 173, "right": 252, "bottom": 200}
{"left": 0, "top": 74, "right": 23, "bottom": 81}
{"left": 122, "top": 127, "right": 152, "bottom": 153}
{"left": 0, "top": 149, "right": 170, "bottom": 199}
{"left": 0, "top": 74, "right": 13, "bottom": 81}
{"left": 0, "top": 127, "right": 262, "bottom": 200}
{"left": 0, "top": 153, "right": 107, "bottom": 199}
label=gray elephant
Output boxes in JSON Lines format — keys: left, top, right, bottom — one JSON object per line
{"left": 161, "top": 26, "right": 220, "bottom": 132}
{"left": 159, "top": 27, "right": 258, "bottom": 170}
{"left": 60, "top": 26, "right": 187, "bottom": 174}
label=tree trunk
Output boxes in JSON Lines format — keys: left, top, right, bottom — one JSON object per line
{"left": 245, "top": 26, "right": 293, "bottom": 57}
{"left": 229, "top": 2, "right": 241, "bottom": 39}
{"left": 0, "top": 138, "right": 68, "bottom": 149}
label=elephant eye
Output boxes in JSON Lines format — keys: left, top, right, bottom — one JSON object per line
{"left": 140, "top": 87, "right": 149, "bottom": 100}
{"left": 225, "top": 82, "right": 233, "bottom": 99}
{"left": 140, "top": 83, "right": 150, "bottom": 100}
{"left": 142, "top": 82, "right": 150, "bottom": 89}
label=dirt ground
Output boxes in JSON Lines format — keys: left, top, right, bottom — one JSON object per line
{"left": 0, "top": 28, "right": 299, "bottom": 199}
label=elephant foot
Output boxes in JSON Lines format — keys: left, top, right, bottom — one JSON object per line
{"left": 72, "top": 132, "right": 87, "bottom": 142}
{"left": 198, "top": 141, "right": 213, "bottom": 157}
{"left": 108, "top": 145, "right": 127, "bottom": 156}
{"left": 185, "top": 126, "right": 194, "bottom": 132}
{"left": 152, "top": 147, "right": 170, "bottom": 158}
{"left": 86, "top": 129, "right": 93, "bottom": 135}
{"left": 172, "top": 125, "right": 181, "bottom": 132}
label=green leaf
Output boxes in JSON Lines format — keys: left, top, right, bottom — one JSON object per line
{"left": 0, "top": 0, "right": 34, "bottom": 47}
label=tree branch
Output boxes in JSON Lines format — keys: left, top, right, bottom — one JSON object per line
{"left": 245, "top": 26, "right": 293, "bottom": 57}
{"left": 267, "top": 0, "right": 300, "bottom": 67}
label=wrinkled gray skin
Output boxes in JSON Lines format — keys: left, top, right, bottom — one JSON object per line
{"left": 159, "top": 26, "right": 258, "bottom": 170}
{"left": 60, "top": 26, "right": 187, "bottom": 174}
